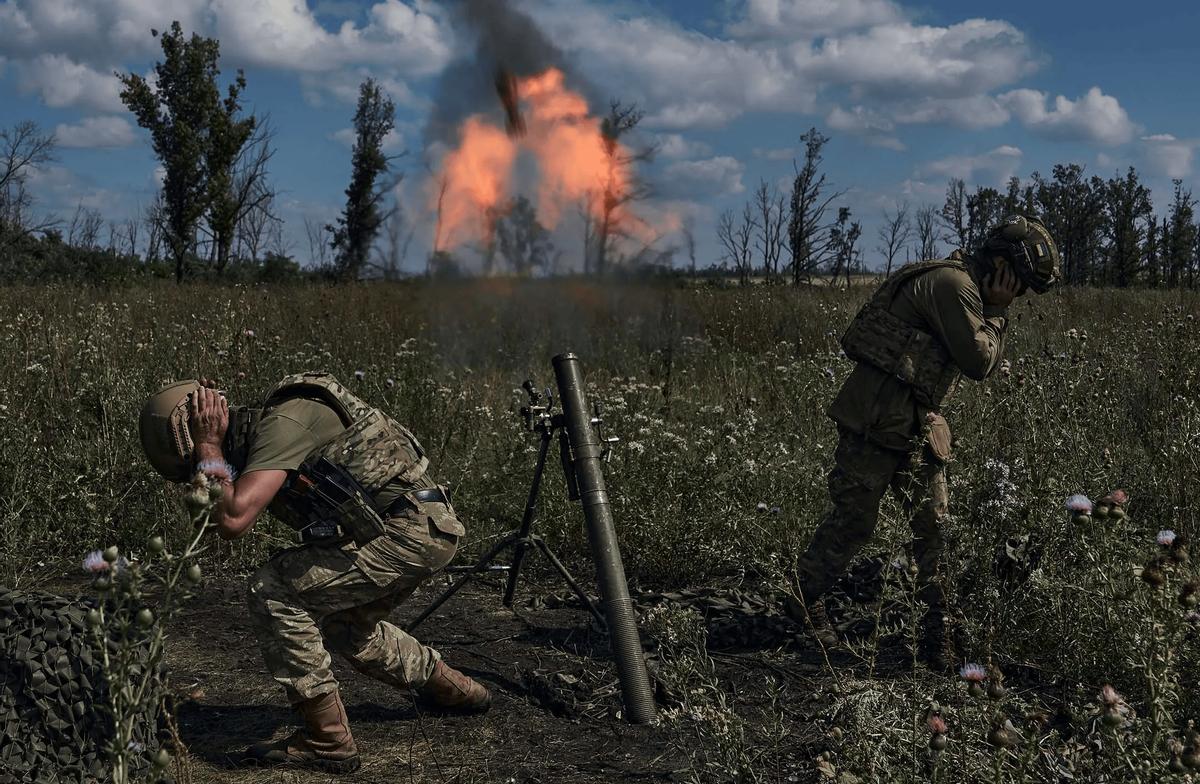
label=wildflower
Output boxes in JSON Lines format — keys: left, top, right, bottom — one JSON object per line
{"left": 927, "top": 713, "right": 948, "bottom": 735}
{"left": 127, "top": 740, "right": 145, "bottom": 753}
{"left": 960, "top": 663, "right": 987, "bottom": 682}
{"left": 243, "top": 329, "right": 256, "bottom": 339}
{"left": 1180, "top": 581, "right": 1199, "bottom": 609}
{"left": 82, "top": 550, "right": 108, "bottom": 574}
{"left": 756, "top": 502, "right": 769, "bottom": 513}
{"left": 386, "top": 378, "right": 395, "bottom": 389}
{"left": 1065, "top": 494, "right": 1093, "bottom": 513}
{"left": 354, "top": 369, "right": 365, "bottom": 381}
{"left": 1099, "top": 685, "right": 1124, "bottom": 709}
{"left": 1158, "top": 530, "right": 1177, "bottom": 547}
{"left": 1109, "top": 489, "right": 1128, "bottom": 505}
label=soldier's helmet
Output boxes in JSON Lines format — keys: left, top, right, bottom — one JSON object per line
{"left": 980, "top": 215, "right": 1061, "bottom": 294}
{"left": 139, "top": 379, "right": 201, "bottom": 482}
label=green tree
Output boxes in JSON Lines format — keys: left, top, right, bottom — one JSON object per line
{"left": 119, "top": 22, "right": 250, "bottom": 282}
{"left": 1163, "top": 179, "right": 1196, "bottom": 289}
{"left": 1033, "top": 164, "right": 1104, "bottom": 285}
{"left": 204, "top": 87, "right": 257, "bottom": 273}
{"left": 787, "top": 127, "right": 843, "bottom": 285}
{"left": 1101, "top": 167, "right": 1153, "bottom": 287}
{"left": 329, "top": 78, "right": 396, "bottom": 282}
{"left": 494, "top": 195, "right": 553, "bottom": 276}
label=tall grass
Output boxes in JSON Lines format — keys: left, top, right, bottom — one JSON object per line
{"left": 1, "top": 278, "right": 1198, "bottom": 716}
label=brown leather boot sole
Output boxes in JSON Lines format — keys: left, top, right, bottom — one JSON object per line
{"left": 244, "top": 744, "right": 362, "bottom": 774}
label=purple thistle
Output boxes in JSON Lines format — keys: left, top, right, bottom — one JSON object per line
{"left": 82, "top": 550, "right": 109, "bottom": 574}
{"left": 959, "top": 663, "right": 987, "bottom": 683}
{"left": 1066, "top": 494, "right": 1093, "bottom": 513}
{"left": 1158, "top": 530, "right": 1177, "bottom": 547}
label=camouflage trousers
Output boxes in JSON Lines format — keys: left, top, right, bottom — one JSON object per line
{"left": 795, "top": 426, "right": 949, "bottom": 615}
{"left": 247, "top": 503, "right": 461, "bottom": 704}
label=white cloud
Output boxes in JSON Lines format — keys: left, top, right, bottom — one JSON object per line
{"left": 300, "top": 68, "right": 425, "bottom": 109}
{"left": 753, "top": 147, "right": 796, "bottom": 161}
{"left": 55, "top": 116, "right": 137, "bottom": 148}
{"left": 0, "top": 0, "right": 454, "bottom": 112}
{"left": 15, "top": 54, "right": 125, "bottom": 113}
{"left": 800, "top": 19, "right": 1036, "bottom": 101}
{"left": 917, "top": 145, "right": 1023, "bottom": 185}
{"left": 1141, "top": 134, "right": 1196, "bottom": 179}
{"left": 826, "top": 105, "right": 904, "bottom": 150}
{"left": 892, "top": 95, "right": 1010, "bottom": 130}
{"left": 654, "top": 133, "right": 713, "bottom": 160}
{"left": 999, "top": 87, "right": 1136, "bottom": 146}
{"left": 662, "top": 156, "right": 746, "bottom": 198}
{"left": 728, "top": 0, "right": 903, "bottom": 39}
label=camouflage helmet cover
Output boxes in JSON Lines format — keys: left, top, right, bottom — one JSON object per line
{"left": 982, "top": 215, "right": 1061, "bottom": 294}
{"left": 139, "top": 379, "right": 200, "bottom": 482}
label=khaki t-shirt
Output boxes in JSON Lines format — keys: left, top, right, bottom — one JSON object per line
{"left": 242, "top": 397, "right": 433, "bottom": 511}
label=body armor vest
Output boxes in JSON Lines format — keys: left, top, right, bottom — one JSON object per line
{"left": 840, "top": 258, "right": 966, "bottom": 409}
{"left": 263, "top": 373, "right": 430, "bottom": 539}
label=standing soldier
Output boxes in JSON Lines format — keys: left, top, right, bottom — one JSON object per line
{"left": 139, "top": 373, "right": 491, "bottom": 773}
{"left": 787, "top": 216, "right": 1061, "bottom": 667}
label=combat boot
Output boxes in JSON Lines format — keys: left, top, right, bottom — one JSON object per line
{"left": 784, "top": 595, "right": 839, "bottom": 648}
{"left": 245, "top": 690, "right": 360, "bottom": 773}
{"left": 917, "top": 613, "right": 958, "bottom": 674}
{"left": 415, "top": 659, "right": 492, "bottom": 714}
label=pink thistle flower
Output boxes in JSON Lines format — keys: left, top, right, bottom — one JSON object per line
{"left": 959, "top": 663, "right": 987, "bottom": 683}
{"left": 927, "top": 714, "right": 948, "bottom": 734}
{"left": 1066, "top": 495, "right": 1093, "bottom": 513}
{"left": 1099, "top": 684, "right": 1124, "bottom": 708}
{"left": 1158, "top": 530, "right": 1177, "bottom": 547}
{"left": 82, "top": 550, "right": 109, "bottom": 574}
{"left": 1109, "top": 489, "right": 1129, "bottom": 505}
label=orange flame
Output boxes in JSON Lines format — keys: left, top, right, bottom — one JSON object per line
{"left": 429, "top": 67, "right": 642, "bottom": 253}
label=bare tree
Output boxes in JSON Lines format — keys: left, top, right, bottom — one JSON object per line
{"left": 877, "top": 201, "right": 911, "bottom": 276}
{"left": 591, "top": 102, "right": 656, "bottom": 275}
{"left": 829, "top": 207, "right": 862, "bottom": 286}
{"left": 304, "top": 216, "right": 331, "bottom": 268}
{"left": 717, "top": 203, "right": 757, "bottom": 285}
{"left": 227, "top": 118, "right": 279, "bottom": 266}
{"left": 370, "top": 187, "right": 414, "bottom": 281}
{"left": 915, "top": 204, "right": 940, "bottom": 260}
{"left": 753, "top": 179, "right": 787, "bottom": 282}
{"left": 787, "top": 128, "right": 845, "bottom": 285}
{"left": 940, "top": 178, "right": 968, "bottom": 250}
{"left": 0, "top": 121, "right": 58, "bottom": 252}
{"left": 122, "top": 213, "right": 140, "bottom": 258}
{"left": 68, "top": 204, "right": 105, "bottom": 249}
{"left": 681, "top": 216, "right": 697, "bottom": 276}
{"left": 142, "top": 195, "right": 166, "bottom": 264}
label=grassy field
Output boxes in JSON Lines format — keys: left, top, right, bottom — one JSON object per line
{"left": 3, "top": 278, "right": 1200, "bottom": 781}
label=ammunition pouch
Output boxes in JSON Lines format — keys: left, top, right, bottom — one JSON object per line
{"left": 841, "top": 302, "right": 960, "bottom": 408}
{"left": 274, "top": 457, "right": 387, "bottom": 546}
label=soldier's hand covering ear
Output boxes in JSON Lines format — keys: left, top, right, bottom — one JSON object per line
{"left": 982, "top": 262, "right": 1022, "bottom": 309}
{"left": 188, "top": 385, "right": 229, "bottom": 448}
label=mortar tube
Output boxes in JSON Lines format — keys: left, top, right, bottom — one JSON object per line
{"left": 552, "top": 352, "right": 658, "bottom": 724}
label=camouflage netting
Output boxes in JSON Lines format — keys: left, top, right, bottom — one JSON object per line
{"left": 0, "top": 587, "right": 157, "bottom": 783}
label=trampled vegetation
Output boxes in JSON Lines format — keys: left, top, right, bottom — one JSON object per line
{"left": 1, "top": 279, "right": 1198, "bottom": 781}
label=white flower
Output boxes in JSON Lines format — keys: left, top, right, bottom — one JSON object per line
{"left": 354, "top": 369, "right": 365, "bottom": 380}
{"left": 1065, "top": 494, "right": 1093, "bottom": 513}
{"left": 1157, "top": 530, "right": 1177, "bottom": 547}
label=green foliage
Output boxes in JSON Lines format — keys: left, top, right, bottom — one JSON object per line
{"left": 329, "top": 79, "right": 396, "bottom": 282}
{"left": 118, "top": 22, "right": 254, "bottom": 282}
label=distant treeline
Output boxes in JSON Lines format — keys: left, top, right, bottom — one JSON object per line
{"left": 719, "top": 128, "right": 1200, "bottom": 289}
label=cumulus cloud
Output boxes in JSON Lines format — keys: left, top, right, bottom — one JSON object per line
{"left": 14, "top": 54, "right": 125, "bottom": 113}
{"left": 299, "top": 68, "right": 425, "bottom": 109}
{"left": 55, "top": 116, "right": 137, "bottom": 148}
{"left": 892, "top": 95, "right": 1010, "bottom": 130}
{"left": 999, "top": 87, "right": 1136, "bottom": 146}
{"left": 654, "top": 133, "right": 714, "bottom": 160}
{"left": 753, "top": 147, "right": 796, "bottom": 161}
{"left": 727, "top": 0, "right": 903, "bottom": 39}
{"left": 0, "top": 0, "right": 454, "bottom": 111}
{"left": 661, "top": 156, "right": 746, "bottom": 198}
{"left": 917, "top": 145, "right": 1023, "bottom": 184}
{"left": 826, "top": 105, "right": 904, "bottom": 150}
{"left": 1141, "top": 134, "right": 1196, "bottom": 179}
{"left": 800, "top": 19, "right": 1037, "bottom": 101}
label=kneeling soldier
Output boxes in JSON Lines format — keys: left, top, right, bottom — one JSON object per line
{"left": 139, "top": 372, "right": 491, "bottom": 773}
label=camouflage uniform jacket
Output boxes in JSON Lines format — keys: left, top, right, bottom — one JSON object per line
{"left": 828, "top": 250, "right": 1009, "bottom": 451}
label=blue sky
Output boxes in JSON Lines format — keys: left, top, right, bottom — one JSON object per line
{"left": 1, "top": 0, "right": 1196, "bottom": 272}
